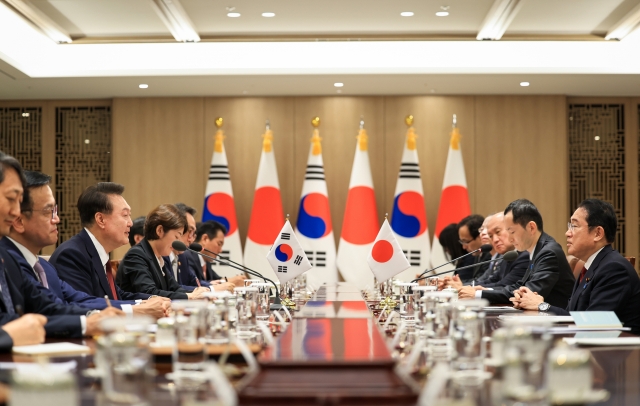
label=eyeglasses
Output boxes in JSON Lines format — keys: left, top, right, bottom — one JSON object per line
{"left": 567, "top": 222, "right": 579, "bottom": 232}
{"left": 458, "top": 239, "right": 473, "bottom": 245}
{"left": 24, "top": 205, "right": 58, "bottom": 220}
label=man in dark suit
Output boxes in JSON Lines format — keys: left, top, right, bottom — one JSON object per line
{"left": 128, "top": 216, "right": 145, "bottom": 247}
{"left": 50, "top": 182, "right": 153, "bottom": 302}
{"left": 513, "top": 199, "right": 640, "bottom": 333}
{"left": 447, "top": 212, "right": 530, "bottom": 298}
{"left": 191, "top": 221, "right": 245, "bottom": 287}
{"left": 4, "top": 171, "right": 166, "bottom": 318}
{"left": 456, "top": 214, "right": 491, "bottom": 283}
{"left": 479, "top": 199, "right": 575, "bottom": 307}
{"left": 0, "top": 152, "right": 122, "bottom": 343}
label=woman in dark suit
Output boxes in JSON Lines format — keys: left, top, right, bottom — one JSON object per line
{"left": 116, "top": 204, "right": 207, "bottom": 300}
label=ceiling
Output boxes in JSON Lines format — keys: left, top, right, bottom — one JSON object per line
{"left": 2, "top": 0, "right": 640, "bottom": 99}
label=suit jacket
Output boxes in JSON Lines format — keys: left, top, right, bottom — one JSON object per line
{"left": 116, "top": 239, "right": 188, "bottom": 300}
{"left": 471, "top": 254, "right": 502, "bottom": 286}
{"left": 548, "top": 245, "right": 640, "bottom": 334}
{"left": 0, "top": 238, "right": 136, "bottom": 310}
{"left": 186, "top": 250, "right": 221, "bottom": 281}
{"left": 50, "top": 229, "right": 149, "bottom": 301}
{"left": 482, "top": 251, "right": 530, "bottom": 288}
{"left": 481, "top": 232, "right": 575, "bottom": 307}
{"left": 456, "top": 251, "right": 491, "bottom": 283}
{"left": 0, "top": 244, "right": 85, "bottom": 338}
{"left": 0, "top": 330, "right": 12, "bottom": 352}
{"left": 162, "top": 252, "right": 210, "bottom": 292}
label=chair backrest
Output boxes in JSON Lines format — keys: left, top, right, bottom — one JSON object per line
{"left": 566, "top": 255, "right": 585, "bottom": 279}
{"left": 109, "top": 259, "right": 121, "bottom": 277}
{"left": 625, "top": 257, "right": 636, "bottom": 267}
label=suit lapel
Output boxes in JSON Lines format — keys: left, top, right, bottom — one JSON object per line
{"left": 521, "top": 234, "right": 547, "bottom": 283}
{"left": 79, "top": 229, "right": 113, "bottom": 298}
{"left": 141, "top": 240, "right": 167, "bottom": 290}
{"left": 568, "top": 245, "right": 612, "bottom": 310}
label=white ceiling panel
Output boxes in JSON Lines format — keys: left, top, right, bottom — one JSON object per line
{"left": 507, "top": 0, "right": 628, "bottom": 35}
{"left": 181, "top": 0, "right": 495, "bottom": 35}
{"left": 31, "top": 0, "right": 170, "bottom": 37}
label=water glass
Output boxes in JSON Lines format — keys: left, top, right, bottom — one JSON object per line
{"left": 204, "top": 299, "right": 230, "bottom": 344}
{"left": 234, "top": 287, "right": 258, "bottom": 338}
{"left": 171, "top": 300, "right": 209, "bottom": 389}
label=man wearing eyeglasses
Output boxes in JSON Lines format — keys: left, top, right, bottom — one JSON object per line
{"left": 1, "top": 171, "right": 168, "bottom": 319}
{"left": 456, "top": 214, "right": 491, "bottom": 283}
{"left": 512, "top": 199, "right": 640, "bottom": 333}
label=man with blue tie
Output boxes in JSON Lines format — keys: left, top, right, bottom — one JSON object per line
{"left": 512, "top": 199, "right": 640, "bottom": 334}
{"left": 2, "top": 171, "right": 167, "bottom": 318}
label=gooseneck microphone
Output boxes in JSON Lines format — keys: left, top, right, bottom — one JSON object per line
{"left": 416, "top": 244, "right": 494, "bottom": 279}
{"left": 172, "top": 241, "right": 282, "bottom": 310}
{"left": 412, "top": 250, "right": 519, "bottom": 282}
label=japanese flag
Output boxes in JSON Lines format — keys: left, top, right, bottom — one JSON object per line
{"left": 367, "top": 219, "right": 411, "bottom": 282}
{"left": 266, "top": 220, "right": 312, "bottom": 284}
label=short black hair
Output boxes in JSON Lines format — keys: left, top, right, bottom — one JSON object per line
{"left": 0, "top": 151, "right": 27, "bottom": 200}
{"left": 174, "top": 203, "right": 196, "bottom": 217}
{"left": 77, "top": 182, "right": 125, "bottom": 227}
{"left": 504, "top": 198, "right": 543, "bottom": 232}
{"left": 129, "top": 216, "right": 145, "bottom": 246}
{"left": 578, "top": 199, "right": 617, "bottom": 243}
{"left": 457, "top": 214, "right": 485, "bottom": 239}
{"left": 439, "top": 223, "right": 466, "bottom": 259}
{"left": 21, "top": 171, "right": 52, "bottom": 212}
{"left": 195, "top": 220, "right": 227, "bottom": 242}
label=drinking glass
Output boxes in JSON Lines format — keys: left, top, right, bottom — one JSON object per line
{"left": 171, "top": 300, "right": 209, "bottom": 389}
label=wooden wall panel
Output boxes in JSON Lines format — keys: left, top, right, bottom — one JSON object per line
{"left": 292, "top": 97, "right": 385, "bottom": 245}
{"left": 203, "top": 97, "right": 295, "bottom": 247}
{"left": 474, "top": 96, "right": 568, "bottom": 244}
{"left": 383, "top": 96, "right": 476, "bottom": 241}
{"left": 111, "top": 98, "right": 204, "bottom": 259}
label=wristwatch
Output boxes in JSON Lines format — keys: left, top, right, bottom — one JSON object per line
{"left": 86, "top": 309, "right": 101, "bottom": 317}
{"left": 538, "top": 302, "right": 550, "bottom": 312}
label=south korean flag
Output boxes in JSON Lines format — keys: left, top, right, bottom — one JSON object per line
{"left": 266, "top": 220, "right": 312, "bottom": 284}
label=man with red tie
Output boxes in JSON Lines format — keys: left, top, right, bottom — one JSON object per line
{"left": 512, "top": 199, "right": 640, "bottom": 334}
{"left": 50, "top": 183, "right": 153, "bottom": 302}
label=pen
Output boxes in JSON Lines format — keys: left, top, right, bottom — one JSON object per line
{"left": 104, "top": 295, "right": 112, "bottom": 308}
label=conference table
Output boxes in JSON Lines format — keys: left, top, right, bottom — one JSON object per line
{"left": 0, "top": 284, "right": 638, "bottom": 405}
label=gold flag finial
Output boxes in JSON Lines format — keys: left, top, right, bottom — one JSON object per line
{"left": 262, "top": 120, "right": 273, "bottom": 153}
{"left": 404, "top": 115, "right": 414, "bottom": 127}
{"left": 311, "top": 116, "right": 321, "bottom": 128}
{"left": 450, "top": 115, "right": 460, "bottom": 150}
{"left": 357, "top": 118, "right": 368, "bottom": 151}
{"left": 406, "top": 127, "right": 417, "bottom": 151}
{"left": 286, "top": 214, "right": 290, "bottom": 222}
{"left": 215, "top": 117, "right": 223, "bottom": 128}
{"left": 311, "top": 129, "right": 322, "bottom": 156}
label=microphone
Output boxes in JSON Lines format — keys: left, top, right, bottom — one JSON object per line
{"left": 412, "top": 250, "right": 518, "bottom": 282}
{"left": 416, "top": 244, "right": 493, "bottom": 278}
{"left": 172, "top": 241, "right": 282, "bottom": 310}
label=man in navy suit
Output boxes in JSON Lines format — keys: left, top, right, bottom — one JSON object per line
{"left": 50, "top": 182, "right": 155, "bottom": 302}
{"left": 0, "top": 152, "right": 122, "bottom": 346}
{"left": 165, "top": 204, "right": 234, "bottom": 292}
{"left": 513, "top": 199, "right": 640, "bottom": 334}
{"left": 191, "top": 221, "right": 245, "bottom": 287}
{"left": 4, "top": 171, "right": 167, "bottom": 318}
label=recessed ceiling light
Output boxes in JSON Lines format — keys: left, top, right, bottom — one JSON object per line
{"left": 520, "top": 81, "right": 530, "bottom": 87}
{"left": 435, "top": 11, "right": 449, "bottom": 17}
{"left": 334, "top": 82, "right": 344, "bottom": 87}
{"left": 400, "top": 12, "right": 414, "bottom": 17}
{"left": 139, "top": 84, "right": 148, "bottom": 89}
{"left": 227, "top": 12, "right": 241, "bottom": 17}
{"left": 262, "top": 12, "right": 275, "bottom": 17}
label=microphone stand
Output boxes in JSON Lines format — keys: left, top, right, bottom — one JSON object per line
{"left": 412, "top": 257, "right": 508, "bottom": 283}
{"left": 186, "top": 247, "right": 283, "bottom": 310}
{"left": 415, "top": 247, "right": 483, "bottom": 279}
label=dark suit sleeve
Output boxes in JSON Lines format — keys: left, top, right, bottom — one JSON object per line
{"left": 483, "top": 255, "right": 529, "bottom": 288}
{"left": 522, "top": 248, "right": 560, "bottom": 299}
{"left": 43, "top": 315, "right": 84, "bottom": 338}
{"left": 120, "top": 251, "right": 188, "bottom": 300}
{"left": 576, "top": 262, "right": 635, "bottom": 312}
{"left": 547, "top": 306, "right": 570, "bottom": 315}
{"left": 116, "top": 285, "right": 151, "bottom": 301}
{"left": 0, "top": 329, "right": 12, "bottom": 352}
{"left": 51, "top": 246, "right": 95, "bottom": 295}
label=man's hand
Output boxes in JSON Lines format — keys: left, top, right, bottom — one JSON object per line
{"left": 86, "top": 307, "right": 125, "bottom": 336}
{"left": 228, "top": 275, "right": 247, "bottom": 287}
{"left": 213, "top": 282, "right": 235, "bottom": 293}
{"left": 1, "top": 314, "right": 46, "bottom": 346}
{"left": 146, "top": 296, "right": 170, "bottom": 304}
{"left": 444, "top": 275, "right": 463, "bottom": 290}
{"left": 132, "top": 300, "right": 170, "bottom": 319}
{"left": 187, "top": 286, "right": 211, "bottom": 300}
{"left": 510, "top": 287, "right": 543, "bottom": 310}
{"left": 458, "top": 286, "right": 479, "bottom": 299}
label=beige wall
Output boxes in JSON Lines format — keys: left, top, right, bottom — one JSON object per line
{"left": 111, "top": 95, "right": 569, "bottom": 259}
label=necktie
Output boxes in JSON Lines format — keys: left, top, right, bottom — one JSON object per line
{"left": 202, "top": 263, "right": 208, "bottom": 280}
{"left": 104, "top": 261, "right": 119, "bottom": 300}
{"left": 33, "top": 260, "right": 49, "bottom": 289}
{"left": 0, "top": 258, "right": 15, "bottom": 315}
{"left": 578, "top": 266, "right": 588, "bottom": 283}
{"left": 172, "top": 257, "right": 179, "bottom": 281}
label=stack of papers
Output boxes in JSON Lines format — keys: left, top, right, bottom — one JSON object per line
{"left": 12, "top": 342, "right": 91, "bottom": 356}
